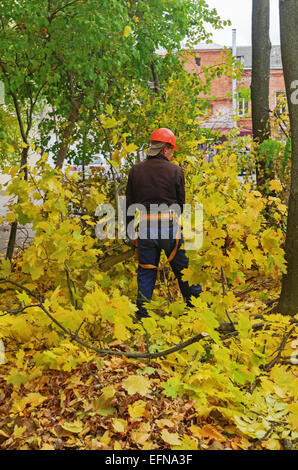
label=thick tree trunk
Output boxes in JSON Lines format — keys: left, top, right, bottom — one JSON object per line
{"left": 277, "top": 0, "right": 298, "bottom": 316}
{"left": 251, "top": 0, "right": 273, "bottom": 189}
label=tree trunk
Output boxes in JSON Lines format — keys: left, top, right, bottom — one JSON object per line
{"left": 277, "top": 0, "right": 298, "bottom": 316}
{"left": 150, "top": 61, "right": 161, "bottom": 95}
{"left": 6, "top": 145, "right": 28, "bottom": 260}
{"left": 251, "top": 0, "right": 273, "bottom": 189}
{"left": 55, "top": 100, "right": 81, "bottom": 169}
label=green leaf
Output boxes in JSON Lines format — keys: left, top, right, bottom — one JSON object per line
{"left": 162, "top": 378, "right": 182, "bottom": 399}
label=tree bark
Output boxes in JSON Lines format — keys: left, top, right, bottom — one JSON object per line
{"left": 150, "top": 61, "right": 161, "bottom": 95}
{"left": 55, "top": 99, "right": 81, "bottom": 169}
{"left": 251, "top": 0, "right": 273, "bottom": 189}
{"left": 6, "top": 145, "right": 29, "bottom": 260}
{"left": 277, "top": 0, "right": 298, "bottom": 316}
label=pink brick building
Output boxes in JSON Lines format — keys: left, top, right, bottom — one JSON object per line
{"left": 183, "top": 43, "right": 285, "bottom": 136}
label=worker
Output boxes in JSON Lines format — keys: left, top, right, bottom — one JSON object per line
{"left": 125, "top": 128, "right": 202, "bottom": 320}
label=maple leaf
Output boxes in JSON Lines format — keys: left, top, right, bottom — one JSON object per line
{"left": 162, "top": 378, "right": 181, "bottom": 399}
{"left": 13, "top": 425, "right": 27, "bottom": 439}
{"left": 0, "top": 258, "right": 11, "bottom": 278}
{"left": 6, "top": 369, "right": 29, "bottom": 389}
{"left": 269, "top": 180, "right": 283, "bottom": 192}
{"left": 122, "top": 375, "right": 151, "bottom": 396}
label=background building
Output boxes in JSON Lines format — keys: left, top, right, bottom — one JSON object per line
{"left": 184, "top": 43, "right": 285, "bottom": 137}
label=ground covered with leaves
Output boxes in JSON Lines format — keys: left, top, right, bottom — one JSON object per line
{"left": 0, "top": 278, "right": 297, "bottom": 451}
{"left": 0, "top": 354, "right": 250, "bottom": 451}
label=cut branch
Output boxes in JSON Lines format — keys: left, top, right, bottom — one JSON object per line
{"left": 0, "top": 279, "right": 208, "bottom": 360}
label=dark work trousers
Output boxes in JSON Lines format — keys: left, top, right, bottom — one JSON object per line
{"left": 136, "top": 224, "right": 202, "bottom": 319}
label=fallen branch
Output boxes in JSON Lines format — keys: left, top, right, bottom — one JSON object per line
{"left": 0, "top": 278, "right": 208, "bottom": 359}
{"left": 234, "top": 279, "right": 274, "bottom": 297}
{"left": 263, "top": 326, "right": 296, "bottom": 371}
{"left": 248, "top": 424, "right": 276, "bottom": 450}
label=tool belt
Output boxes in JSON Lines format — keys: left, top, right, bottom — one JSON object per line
{"left": 140, "top": 212, "right": 175, "bottom": 222}
{"left": 134, "top": 212, "right": 180, "bottom": 271}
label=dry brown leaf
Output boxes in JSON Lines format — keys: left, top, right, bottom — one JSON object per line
{"left": 155, "top": 419, "right": 175, "bottom": 428}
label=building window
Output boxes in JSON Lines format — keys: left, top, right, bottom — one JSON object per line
{"left": 236, "top": 55, "right": 245, "bottom": 65}
{"left": 275, "top": 91, "right": 286, "bottom": 116}
{"left": 195, "top": 57, "right": 201, "bottom": 66}
{"left": 237, "top": 93, "right": 249, "bottom": 117}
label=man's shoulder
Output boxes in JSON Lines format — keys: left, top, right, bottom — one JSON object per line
{"left": 130, "top": 159, "right": 183, "bottom": 173}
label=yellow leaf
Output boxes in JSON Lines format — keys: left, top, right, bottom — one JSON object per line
{"left": 41, "top": 443, "right": 55, "bottom": 450}
{"left": 14, "top": 425, "right": 27, "bottom": 439}
{"left": 113, "top": 315, "right": 128, "bottom": 341}
{"left": 112, "top": 418, "right": 127, "bottom": 433}
{"left": 101, "top": 430, "right": 111, "bottom": 445}
{"left": 26, "top": 393, "right": 47, "bottom": 409}
{"left": 126, "top": 143, "right": 138, "bottom": 153}
{"left": 0, "top": 258, "right": 11, "bottom": 278}
{"left": 130, "top": 422, "right": 151, "bottom": 445}
{"left": 122, "top": 375, "right": 151, "bottom": 396}
{"left": 114, "top": 441, "right": 122, "bottom": 450}
{"left": 6, "top": 369, "right": 29, "bottom": 388}
{"left": 246, "top": 234, "right": 259, "bottom": 251}
{"left": 155, "top": 419, "right": 175, "bottom": 428}
{"left": 10, "top": 166, "right": 19, "bottom": 177}
{"left": 269, "top": 180, "right": 282, "bottom": 192}
{"left": 161, "top": 429, "right": 182, "bottom": 446}
{"left": 263, "top": 438, "right": 282, "bottom": 450}
{"left": 7, "top": 144, "right": 15, "bottom": 153}
{"left": 128, "top": 400, "right": 147, "bottom": 419}
{"left": 92, "top": 385, "right": 116, "bottom": 416}
{"left": 61, "top": 420, "right": 83, "bottom": 434}
{"left": 189, "top": 425, "right": 202, "bottom": 439}
{"left": 123, "top": 25, "right": 132, "bottom": 38}
{"left": 5, "top": 212, "right": 17, "bottom": 223}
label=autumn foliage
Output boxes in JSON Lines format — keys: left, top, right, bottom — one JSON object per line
{"left": 0, "top": 139, "right": 297, "bottom": 451}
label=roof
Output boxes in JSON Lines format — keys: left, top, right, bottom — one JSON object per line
{"left": 190, "top": 42, "right": 226, "bottom": 50}
{"left": 236, "top": 45, "right": 282, "bottom": 69}
{"left": 187, "top": 43, "right": 282, "bottom": 69}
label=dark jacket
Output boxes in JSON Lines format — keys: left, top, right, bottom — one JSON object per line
{"left": 125, "top": 154, "right": 185, "bottom": 230}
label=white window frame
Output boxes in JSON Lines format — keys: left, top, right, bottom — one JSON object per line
{"left": 237, "top": 93, "right": 249, "bottom": 117}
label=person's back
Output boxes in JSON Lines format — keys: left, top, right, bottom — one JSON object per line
{"left": 125, "top": 128, "right": 201, "bottom": 319}
{"left": 126, "top": 154, "right": 185, "bottom": 215}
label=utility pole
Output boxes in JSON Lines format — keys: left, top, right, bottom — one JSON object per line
{"left": 232, "top": 29, "right": 237, "bottom": 122}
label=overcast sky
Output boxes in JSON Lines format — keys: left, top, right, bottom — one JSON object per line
{"left": 205, "top": 0, "right": 280, "bottom": 47}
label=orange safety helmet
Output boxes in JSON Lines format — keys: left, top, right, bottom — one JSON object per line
{"left": 150, "top": 128, "right": 178, "bottom": 150}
